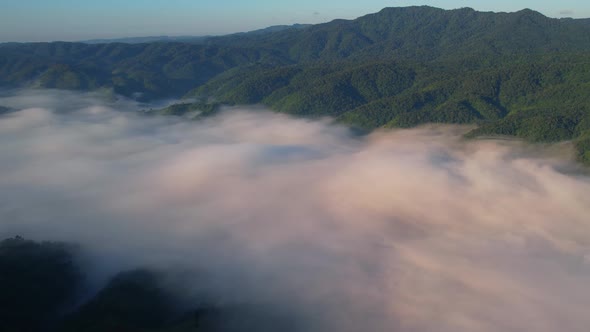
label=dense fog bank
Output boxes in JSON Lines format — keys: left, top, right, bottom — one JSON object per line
{"left": 1, "top": 90, "right": 590, "bottom": 332}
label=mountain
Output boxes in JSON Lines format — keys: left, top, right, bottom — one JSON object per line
{"left": 81, "top": 35, "right": 210, "bottom": 44}
{"left": 227, "top": 23, "right": 312, "bottom": 36}
{"left": 0, "top": 42, "right": 290, "bottom": 99}
{"left": 0, "top": 237, "right": 82, "bottom": 332}
{"left": 1, "top": 6, "right": 590, "bottom": 164}
{"left": 0, "top": 237, "right": 244, "bottom": 332}
{"left": 207, "top": 6, "right": 590, "bottom": 62}
{"left": 79, "top": 24, "right": 311, "bottom": 44}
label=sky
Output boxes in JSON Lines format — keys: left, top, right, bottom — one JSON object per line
{"left": 0, "top": 0, "right": 589, "bottom": 42}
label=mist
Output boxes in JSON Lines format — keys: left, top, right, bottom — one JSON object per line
{"left": 1, "top": 89, "right": 590, "bottom": 332}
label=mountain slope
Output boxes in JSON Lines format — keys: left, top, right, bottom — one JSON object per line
{"left": 0, "top": 42, "right": 291, "bottom": 99}
{"left": 3, "top": 6, "right": 590, "bottom": 96}
{"left": 208, "top": 6, "right": 590, "bottom": 62}
{"left": 1, "top": 6, "right": 590, "bottom": 163}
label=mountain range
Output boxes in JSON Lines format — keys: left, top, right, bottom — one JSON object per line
{"left": 1, "top": 6, "right": 590, "bottom": 164}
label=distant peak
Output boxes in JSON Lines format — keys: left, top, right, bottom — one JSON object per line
{"left": 513, "top": 8, "right": 548, "bottom": 21}
{"left": 378, "top": 5, "right": 442, "bottom": 12}
{"left": 375, "top": 6, "right": 547, "bottom": 18}
{"left": 455, "top": 7, "right": 476, "bottom": 12}
{"left": 520, "top": 8, "right": 546, "bottom": 15}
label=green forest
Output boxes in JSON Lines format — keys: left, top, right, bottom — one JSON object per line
{"left": 1, "top": 6, "right": 590, "bottom": 163}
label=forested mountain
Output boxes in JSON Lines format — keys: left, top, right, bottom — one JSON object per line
{"left": 208, "top": 6, "right": 590, "bottom": 62}
{"left": 0, "top": 42, "right": 291, "bottom": 99}
{"left": 81, "top": 35, "right": 210, "bottom": 44}
{"left": 1, "top": 236, "right": 313, "bottom": 332}
{"left": 0, "top": 237, "right": 254, "bottom": 332}
{"left": 80, "top": 24, "right": 310, "bottom": 44}
{"left": 1, "top": 6, "right": 590, "bottom": 163}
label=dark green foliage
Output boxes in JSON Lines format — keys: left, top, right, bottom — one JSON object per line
{"left": 193, "top": 62, "right": 416, "bottom": 117}
{"left": 58, "top": 269, "right": 179, "bottom": 332}
{"left": 204, "top": 65, "right": 302, "bottom": 104}
{"left": 393, "top": 100, "right": 483, "bottom": 127}
{"left": 0, "top": 237, "right": 82, "bottom": 332}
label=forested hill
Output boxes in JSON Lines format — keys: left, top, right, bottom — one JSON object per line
{"left": 208, "top": 6, "right": 590, "bottom": 62}
{"left": 1, "top": 6, "right": 590, "bottom": 163}
{"left": 3, "top": 6, "right": 590, "bottom": 97}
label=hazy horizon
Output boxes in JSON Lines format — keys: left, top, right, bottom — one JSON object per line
{"left": 1, "top": 1, "right": 589, "bottom": 43}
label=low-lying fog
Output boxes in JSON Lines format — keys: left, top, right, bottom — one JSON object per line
{"left": 1, "top": 89, "right": 590, "bottom": 332}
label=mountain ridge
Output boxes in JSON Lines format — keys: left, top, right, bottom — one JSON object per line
{"left": 1, "top": 6, "right": 590, "bottom": 164}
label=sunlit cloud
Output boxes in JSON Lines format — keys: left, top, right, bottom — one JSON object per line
{"left": 1, "top": 89, "right": 589, "bottom": 331}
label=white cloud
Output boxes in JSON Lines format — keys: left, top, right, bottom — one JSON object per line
{"left": 1, "top": 89, "right": 590, "bottom": 331}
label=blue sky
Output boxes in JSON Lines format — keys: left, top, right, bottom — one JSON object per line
{"left": 1, "top": 0, "right": 589, "bottom": 42}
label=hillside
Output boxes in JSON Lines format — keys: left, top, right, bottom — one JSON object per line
{"left": 0, "top": 237, "right": 243, "bottom": 332}
{"left": 1, "top": 6, "right": 590, "bottom": 163}
{"left": 208, "top": 6, "right": 590, "bottom": 62}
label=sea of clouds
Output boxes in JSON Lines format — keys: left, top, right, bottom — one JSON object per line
{"left": 1, "top": 89, "right": 590, "bottom": 332}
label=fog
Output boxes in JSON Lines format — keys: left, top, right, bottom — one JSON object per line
{"left": 1, "top": 89, "right": 590, "bottom": 331}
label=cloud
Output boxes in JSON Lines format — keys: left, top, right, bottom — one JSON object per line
{"left": 559, "top": 9, "right": 574, "bottom": 15}
{"left": 1, "top": 89, "right": 590, "bottom": 331}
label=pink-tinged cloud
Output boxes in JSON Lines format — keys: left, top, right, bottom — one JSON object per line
{"left": 1, "top": 89, "right": 589, "bottom": 331}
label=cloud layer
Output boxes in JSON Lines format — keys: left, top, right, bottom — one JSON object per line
{"left": 1, "top": 89, "right": 590, "bottom": 332}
